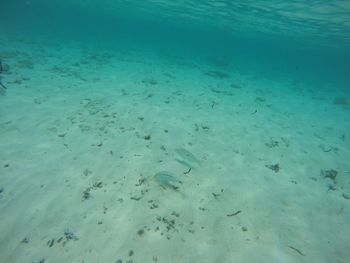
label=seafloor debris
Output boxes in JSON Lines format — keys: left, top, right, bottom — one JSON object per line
{"left": 47, "top": 230, "right": 79, "bottom": 248}
{"left": 82, "top": 181, "right": 104, "bottom": 201}
{"left": 321, "top": 169, "right": 338, "bottom": 181}
{"left": 212, "top": 190, "right": 224, "bottom": 200}
{"left": 320, "top": 169, "right": 339, "bottom": 191}
{"left": 265, "top": 138, "right": 279, "bottom": 148}
{"left": 265, "top": 164, "right": 280, "bottom": 172}
{"left": 183, "top": 168, "right": 191, "bottom": 175}
{"left": 227, "top": 210, "right": 242, "bottom": 217}
{"left": 21, "top": 237, "right": 29, "bottom": 243}
{"left": 288, "top": 245, "right": 305, "bottom": 256}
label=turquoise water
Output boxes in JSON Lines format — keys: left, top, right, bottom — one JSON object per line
{"left": 1, "top": 1, "right": 350, "bottom": 263}
{"left": 2, "top": 1, "right": 350, "bottom": 87}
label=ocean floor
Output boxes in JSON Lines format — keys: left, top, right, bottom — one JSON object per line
{"left": 0, "top": 35, "right": 350, "bottom": 263}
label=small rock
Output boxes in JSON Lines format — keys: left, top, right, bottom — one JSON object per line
{"left": 21, "top": 237, "right": 29, "bottom": 243}
{"left": 265, "top": 164, "right": 280, "bottom": 172}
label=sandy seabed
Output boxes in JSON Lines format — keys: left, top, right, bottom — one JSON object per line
{"left": 0, "top": 35, "right": 350, "bottom": 263}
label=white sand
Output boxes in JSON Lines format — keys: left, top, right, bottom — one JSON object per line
{"left": 0, "top": 35, "right": 349, "bottom": 263}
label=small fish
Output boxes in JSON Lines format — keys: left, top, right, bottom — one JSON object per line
{"left": 154, "top": 171, "right": 180, "bottom": 191}
{"left": 175, "top": 148, "right": 200, "bottom": 166}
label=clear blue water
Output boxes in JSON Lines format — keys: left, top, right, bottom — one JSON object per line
{"left": 0, "top": 1, "right": 349, "bottom": 263}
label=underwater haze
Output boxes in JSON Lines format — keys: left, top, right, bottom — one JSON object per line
{"left": 0, "top": 1, "right": 350, "bottom": 263}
